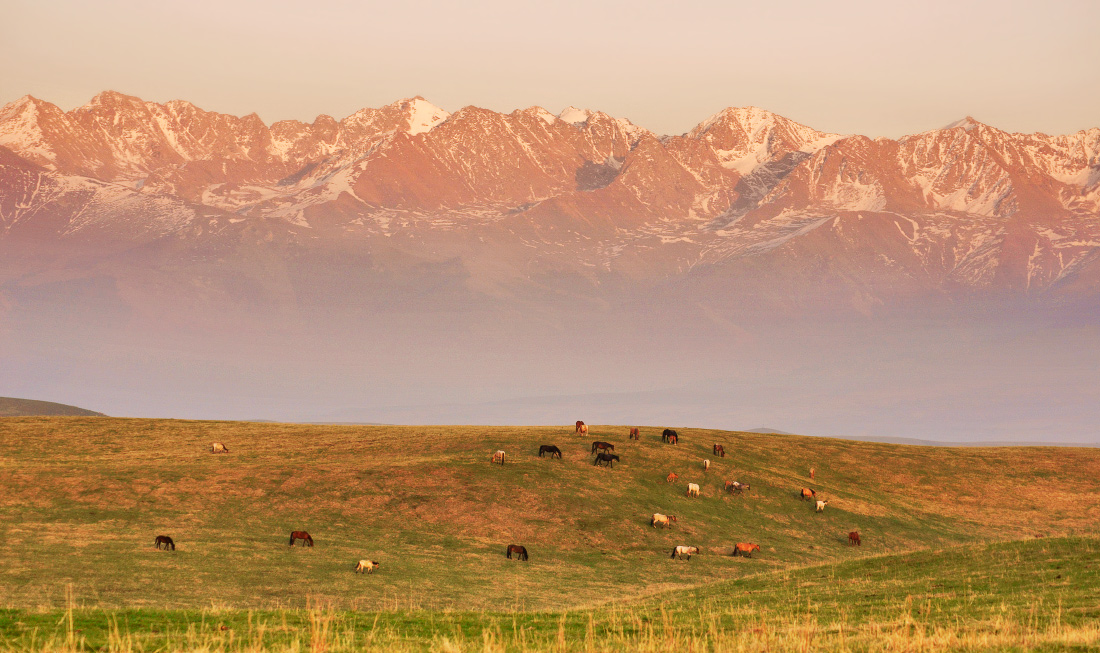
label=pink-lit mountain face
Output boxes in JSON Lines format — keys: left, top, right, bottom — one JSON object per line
{"left": 3, "top": 91, "right": 1098, "bottom": 304}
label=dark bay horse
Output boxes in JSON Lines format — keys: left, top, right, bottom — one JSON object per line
{"left": 539, "top": 445, "right": 562, "bottom": 458}
{"left": 662, "top": 429, "right": 678, "bottom": 444}
{"left": 154, "top": 535, "right": 175, "bottom": 550}
{"left": 593, "top": 453, "right": 620, "bottom": 468}
{"left": 591, "top": 441, "right": 614, "bottom": 454}
{"left": 289, "top": 531, "right": 314, "bottom": 547}
{"left": 506, "top": 544, "right": 529, "bottom": 560}
{"left": 713, "top": 444, "right": 726, "bottom": 457}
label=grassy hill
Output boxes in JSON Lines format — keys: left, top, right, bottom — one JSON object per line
{"left": 1, "top": 417, "right": 1098, "bottom": 619}
{"left": 0, "top": 397, "right": 104, "bottom": 417}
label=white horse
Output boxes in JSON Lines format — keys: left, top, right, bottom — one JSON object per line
{"left": 670, "top": 545, "right": 700, "bottom": 560}
{"left": 355, "top": 560, "right": 379, "bottom": 574}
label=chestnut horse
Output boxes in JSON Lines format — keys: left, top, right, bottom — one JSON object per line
{"left": 848, "top": 531, "right": 861, "bottom": 546}
{"left": 800, "top": 488, "right": 816, "bottom": 501}
{"left": 289, "top": 531, "right": 314, "bottom": 547}
{"left": 506, "top": 544, "right": 528, "bottom": 560}
{"left": 713, "top": 444, "right": 725, "bottom": 457}
{"left": 575, "top": 421, "right": 585, "bottom": 433}
{"left": 733, "top": 543, "right": 761, "bottom": 557}
{"left": 154, "top": 535, "right": 175, "bottom": 550}
{"left": 591, "top": 441, "right": 614, "bottom": 454}
{"left": 629, "top": 427, "right": 640, "bottom": 440}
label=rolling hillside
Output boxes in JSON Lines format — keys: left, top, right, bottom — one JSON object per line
{"left": 1, "top": 417, "right": 1098, "bottom": 614}
{"left": 0, "top": 397, "right": 103, "bottom": 417}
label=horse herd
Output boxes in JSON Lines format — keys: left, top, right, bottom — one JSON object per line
{"left": 157, "top": 426, "right": 862, "bottom": 575}
{"left": 487, "top": 422, "right": 863, "bottom": 565}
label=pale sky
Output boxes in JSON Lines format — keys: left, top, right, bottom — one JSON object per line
{"left": 2, "top": 0, "right": 1098, "bottom": 137}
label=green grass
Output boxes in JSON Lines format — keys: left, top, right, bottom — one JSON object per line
{"left": 1, "top": 417, "right": 1099, "bottom": 650}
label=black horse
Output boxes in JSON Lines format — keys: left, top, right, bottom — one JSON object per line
{"left": 154, "top": 535, "right": 175, "bottom": 550}
{"left": 538, "top": 445, "right": 562, "bottom": 458}
{"left": 593, "top": 453, "right": 620, "bottom": 468}
{"left": 662, "top": 429, "right": 679, "bottom": 444}
{"left": 506, "top": 544, "right": 529, "bottom": 560}
{"left": 591, "top": 441, "right": 614, "bottom": 454}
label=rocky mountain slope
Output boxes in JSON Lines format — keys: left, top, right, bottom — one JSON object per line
{"left": 1, "top": 91, "right": 1098, "bottom": 311}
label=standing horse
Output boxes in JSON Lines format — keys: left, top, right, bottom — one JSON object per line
{"left": 491, "top": 450, "right": 507, "bottom": 465}
{"left": 575, "top": 421, "right": 585, "bottom": 433}
{"left": 662, "top": 429, "right": 678, "bottom": 443}
{"left": 154, "top": 535, "right": 175, "bottom": 550}
{"left": 593, "top": 453, "right": 620, "bottom": 468}
{"left": 713, "top": 444, "right": 725, "bottom": 457}
{"left": 733, "top": 543, "right": 761, "bottom": 558}
{"left": 800, "top": 488, "right": 816, "bottom": 501}
{"left": 538, "top": 445, "right": 562, "bottom": 458}
{"left": 506, "top": 544, "right": 529, "bottom": 560}
{"left": 848, "top": 531, "right": 861, "bottom": 546}
{"left": 289, "top": 531, "right": 314, "bottom": 547}
{"left": 670, "top": 545, "right": 700, "bottom": 560}
{"left": 629, "top": 427, "right": 640, "bottom": 440}
{"left": 591, "top": 441, "right": 615, "bottom": 454}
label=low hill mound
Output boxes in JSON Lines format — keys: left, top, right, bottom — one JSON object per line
{"left": 0, "top": 397, "right": 104, "bottom": 417}
{"left": 0, "top": 418, "right": 1097, "bottom": 612}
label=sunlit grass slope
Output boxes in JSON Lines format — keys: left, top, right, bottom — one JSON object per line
{"left": 1, "top": 417, "right": 1098, "bottom": 613}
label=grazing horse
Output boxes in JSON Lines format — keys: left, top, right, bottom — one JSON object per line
{"left": 816, "top": 500, "right": 828, "bottom": 513}
{"left": 703, "top": 459, "right": 711, "bottom": 472}
{"left": 725, "top": 481, "right": 749, "bottom": 495}
{"left": 355, "top": 560, "right": 380, "bottom": 573}
{"left": 848, "top": 531, "right": 861, "bottom": 546}
{"left": 629, "top": 427, "right": 640, "bottom": 440}
{"left": 662, "top": 429, "right": 678, "bottom": 443}
{"left": 538, "top": 445, "right": 562, "bottom": 458}
{"left": 211, "top": 442, "right": 229, "bottom": 454}
{"left": 491, "top": 450, "right": 507, "bottom": 465}
{"left": 686, "top": 483, "right": 700, "bottom": 497}
{"left": 154, "top": 535, "right": 175, "bottom": 551}
{"left": 800, "top": 488, "right": 816, "bottom": 501}
{"left": 652, "top": 513, "right": 677, "bottom": 528}
{"left": 713, "top": 444, "right": 725, "bottom": 457}
{"left": 591, "top": 441, "right": 615, "bottom": 454}
{"left": 733, "top": 543, "right": 761, "bottom": 558}
{"left": 578, "top": 424, "right": 589, "bottom": 435}
{"left": 289, "top": 531, "right": 314, "bottom": 547}
{"left": 670, "top": 545, "right": 700, "bottom": 560}
{"left": 666, "top": 472, "right": 680, "bottom": 483}
{"left": 575, "top": 421, "right": 585, "bottom": 433}
{"left": 593, "top": 453, "right": 620, "bottom": 468}
{"left": 810, "top": 467, "right": 815, "bottom": 480}
{"left": 506, "top": 544, "right": 529, "bottom": 561}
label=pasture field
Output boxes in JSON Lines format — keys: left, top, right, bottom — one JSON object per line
{"left": 1, "top": 417, "right": 1100, "bottom": 650}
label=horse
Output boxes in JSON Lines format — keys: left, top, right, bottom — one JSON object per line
{"left": 154, "top": 535, "right": 175, "bottom": 550}
{"left": 662, "top": 429, "right": 678, "bottom": 443}
{"left": 733, "top": 543, "right": 761, "bottom": 558}
{"left": 506, "top": 544, "right": 528, "bottom": 561}
{"left": 800, "top": 488, "right": 816, "bottom": 501}
{"left": 355, "top": 560, "right": 380, "bottom": 573}
{"left": 538, "top": 445, "right": 562, "bottom": 458}
{"left": 491, "top": 450, "right": 506, "bottom": 465}
{"left": 725, "top": 481, "right": 749, "bottom": 495}
{"left": 211, "top": 442, "right": 229, "bottom": 454}
{"left": 591, "top": 441, "right": 615, "bottom": 454}
{"left": 289, "top": 531, "right": 314, "bottom": 547}
{"left": 575, "top": 421, "right": 585, "bottom": 433}
{"left": 848, "top": 531, "right": 861, "bottom": 546}
{"left": 713, "top": 444, "right": 725, "bottom": 457}
{"left": 593, "top": 453, "right": 620, "bottom": 468}
{"left": 666, "top": 472, "right": 680, "bottom": 483}
{"left": 629, "top": 427, "right": 640, "bottom": 440}
{"left": 810, "top": 467, "right": 815, "bottom": 480}
{"left": 651, "top": 513, "right": 677, "bottom": 528}
{"left": 703, "top": 459, "right": 711, "bottom": 472}
{"left": 670, "top": 545, "right": 700, "bottom": 560}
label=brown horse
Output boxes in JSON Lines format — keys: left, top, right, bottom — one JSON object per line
{"left": 666, "top": 472, "right": 680, "bottom": 483}
{"left": 289, "top": 531, "right": 314, "bottom": 547}
{"left": 506, "top": 544, "right": 528, "bottom": 560}
{"left": 154, "top": 535, "right": 175, "bottom": 550}
{"left": 538, "top": 445, "right": 562, "bottom": 458}
{"left": 800, "top": 488, "right": 816, "bottom": 501}
{"left": 593, "top": 453, "right": 620, "bottom": 467}
{"left": 629, "top": 427, "right": 640, "bottom": 440}
{"left": 662, "top": 429, "right": 678, "bottom": 443}
{"left": 591, "top": 441, "right": 614, "bottom": 454}
{"left": 732, "top": 543, "right": 761, "bottom": 557}
{"left": 575, "top": 421, "right": 585, "bottom": 433}
{"left": 848, "top": 531, "right": 861, "bottom": 546}
{"left": 713, "top": 444, "right": 725, "bottom": 457}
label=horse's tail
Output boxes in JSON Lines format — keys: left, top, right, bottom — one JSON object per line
{"left": 670, "top": 548, "right": 677, "bottom": 559}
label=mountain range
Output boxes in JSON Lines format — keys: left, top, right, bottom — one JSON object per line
{"left": 1, "top": 92, "right": 1098, "bottom": 433}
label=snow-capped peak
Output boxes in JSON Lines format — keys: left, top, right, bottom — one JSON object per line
{"left": 559, "top": 106, "right": 592, "bottom": 126}
{"left": 401, "top": 96, "right": 450, "bottom": 135}
{"left": 942, "top": 116, "right": 980, "bottom": 131}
